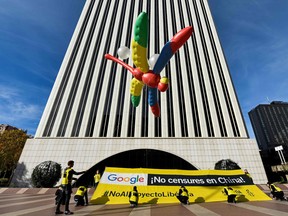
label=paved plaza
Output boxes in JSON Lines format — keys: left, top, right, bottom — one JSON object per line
{"left": 0, "top": 187, "right": 288, "bottom": 216}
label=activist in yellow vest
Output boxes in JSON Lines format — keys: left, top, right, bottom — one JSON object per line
{"left": 56, "top": 160, "right": 86, "bottom": 214}
{"left": 74, "top": 186, "right": 89, "bottom": 206}
{"left": 62, "top": 168, "right": 73, "bottom": 185}
{"left": 129, "top": 186, "right": 139, "bottom": 207}
{"left": 271, "top": 184, "right": 281, "bottom": 192}
{"left": 94, "top": 170, "right": 101, "bottom": 188}
{"left": 223, "top": 186, "right": 237, "bottom": 203}
{"left": 75, "top": 186, "right": 87, "bottom": 196}
{"left": 177, "top": 186, "right": 190, "bottom": 205}
{"left": 267, "top": 182, "right": 285, "bottom": 200}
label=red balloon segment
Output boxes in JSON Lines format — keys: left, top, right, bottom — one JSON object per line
{"left": 171, "top": 26, "right": 193, "bottom": 53}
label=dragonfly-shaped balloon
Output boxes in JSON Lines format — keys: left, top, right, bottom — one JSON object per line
{"left": 105, "top": 12, "right": 193, "bottom": 117}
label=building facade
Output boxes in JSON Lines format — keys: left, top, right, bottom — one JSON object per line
{"left": 12, "top": 0, "right": 267, "bottom": 186}
{"left": 249, "top": 101, "right": 288, "bottom": 179}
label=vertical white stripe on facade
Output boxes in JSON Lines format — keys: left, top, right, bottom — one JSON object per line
{"left": 165, "top": 0, "right": 180, "bottom": 137}
{"left": 35, "top": 0, "right": 91, "bottom": 137}
{"left": 92, "top": 0, "right": 120, "bottom": 137}
{"left": 107, "top": 0, "right": 130, "bottom": 137}
{"left": 119, "top": 0, "right": 134, "bottom": 138}
{"left": 173, "top": 0, "right": 185, "bottom": 136}
{"left": 79, "top": 2, "right": 109, "bottom": 137}
{"left": 195, "top": 0, "right": 221, "bottom": 137}
{"left": 182, "top": 2, "right": 207, "bottom": 137}
{"left": 158, "top": 0, "right": 168, "bottom": 137}
{"left": 135, "top": 0, "right": 146, "bottom": 138}
{"left": 134, "top": 94, "right": 142, "bottom": 137}
{"left": 148, "top": 0, "right": 155, "bottom": 138}
{"left": 102, "top": 0, "right": 125, "bottom": 137}
{"left": 188, "top": 2, "right": 208, "bottom": 137}
{"left": 174, "top": 0, "right": 195, "bottom": 137}
{"left": 135, "top": 5, "right": 144, "bottom": 138}
{"left": 64, "top": 1, "right": 99, "bottom": 137}
{"left": 121, "top": 0, "right": 141, "bottom": 137}
{"left": 178, "top": 1, "right": 191, "bottom": 136}
{"left": 191, "top": 1, "right": 215, "bottom": 136}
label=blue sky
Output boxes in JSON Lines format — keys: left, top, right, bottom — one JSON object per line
{"left": 0, "top": 0, "right": 287, "bottom": 137}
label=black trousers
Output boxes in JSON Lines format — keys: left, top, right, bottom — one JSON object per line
{"left": 272, "top": 191, "right": 284, "bottom": 200}
{"left": 55, "top": 190, "right": 65, "bottom": 205}
{"left": 177, "top": 195, "right": 189, "bottom": 204}
{"left": 74, "top": 195, "right": 85, "bottom": 206}
{"left": 227, "top": 195, "right": 236, "bottom": 203}
{"left": 56, "top": 185, "right": 72, "bottom": 212}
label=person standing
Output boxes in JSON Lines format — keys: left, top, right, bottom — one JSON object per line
{"left": 128, "top": 186, "right": 139, "bottom": 207}
{"left": 74, "top": 185, "right": 89, "bottom": 206}
{"left": 177, "top": 186, "right": 190, "bottom": 205}
{"left": 55, "top": 160, "right": 86, "bottom": 215}
{"left": 94, "top": 170, "right": 101, "bottom": 188}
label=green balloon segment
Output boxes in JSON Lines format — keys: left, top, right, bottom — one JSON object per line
{"left": 131, "top": 95, "right": 141, "bottom": 107}
{"left": 133, "top": 12, "right": 148, "bottom": 48}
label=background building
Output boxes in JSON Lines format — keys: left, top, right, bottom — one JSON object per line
{"left": 0, "top": 124, "right": 18, "bottom": 134}
{"left": 12, "top": 0, "right": 267, "bottom": 186}
{"left": 249, "top": 101, "right": 288, "bottom": 181}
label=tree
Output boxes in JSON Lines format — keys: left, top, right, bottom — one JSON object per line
{"left": 0, "top": 129, "right": 29, "bottom": 178}
{"left": 214, "top": 159, "right": 241, "bottom": 170}
{"left": 31, "top": 161, "right": 62, "bottom": 188}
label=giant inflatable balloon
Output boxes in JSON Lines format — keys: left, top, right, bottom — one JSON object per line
{"left": 105, "top": 12, "right": 193, "bottom": 117}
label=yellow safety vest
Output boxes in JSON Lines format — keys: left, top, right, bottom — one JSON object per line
{"left": 224, "top": 187, "right": 237, "bottom": 196}
{"left": 129, "top": 191, "right": 138, "bottom": 202}
{"left": 94, "top": 174, "right": 101, "bottom": 183}
{"left": 271, "top": 184, "right": 282, "bottom": 192}
{"left": 75, "top": 186, "right": 87, "bottom": 197}
{"left": 61, "top": 168, "right": 72, "bottom": 185}
{"left": 181, "top": 189, "right": 188, "bottom": 197}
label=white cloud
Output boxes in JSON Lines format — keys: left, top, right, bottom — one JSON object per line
{"left": 0, "top": 84, "right": 42, "bottom": 134}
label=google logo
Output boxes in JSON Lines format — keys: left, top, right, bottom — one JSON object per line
{"left": 108, "top": 174, "right": 145, "bottom": 184}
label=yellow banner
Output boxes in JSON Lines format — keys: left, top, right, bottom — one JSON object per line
{"left": 90, "top": 167, "right": 270, "bottom": 204}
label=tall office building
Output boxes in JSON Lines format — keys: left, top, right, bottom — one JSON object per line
{"left": 13, "top": 0, "right": 267, "bottom": 186}
{"left": 249, "top": 101, "right": 288, "bottom": 169}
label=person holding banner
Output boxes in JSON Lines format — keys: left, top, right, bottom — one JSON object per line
{"left": 74, "top": 185, "right": 89, "bottom": 206}
{"left": 223, "top": 186, "right": 237, "bottom": 203}
{"left": 267, "top": 182, "right": 286, "bottom": 200}
{"left": 177, "top": 186, "right": 190, "bottom": 205}
{"left": 129, "top": 186, "right": 139, "bottom": 207}
{"left": 55, "top": 160, "right": 86, "bottom": 215}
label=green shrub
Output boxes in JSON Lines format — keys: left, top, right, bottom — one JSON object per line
{"left": 214, "top": 159, "right": 241, "bottom": 170}
{"left": 31, "top": 161, "right": 61, "bottom": 188}
{"left": 0, "top": 178, "right": 9, "bottom": 186}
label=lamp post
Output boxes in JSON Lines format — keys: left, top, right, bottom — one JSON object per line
{"left": 275, "top": 145, "right": 286, "bottom": 164}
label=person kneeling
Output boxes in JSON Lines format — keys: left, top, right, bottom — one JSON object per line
{"left": 74, "top": 186, "right": 88, "bottom": 206}
{"left": 223, "top": 186, "right": 237, "bottom": 203}
{"left": 177, "top": 186, "right": 190, "bottom": 205}
{"left": 267, "top": 182, "right": 286, "bottom": 201}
